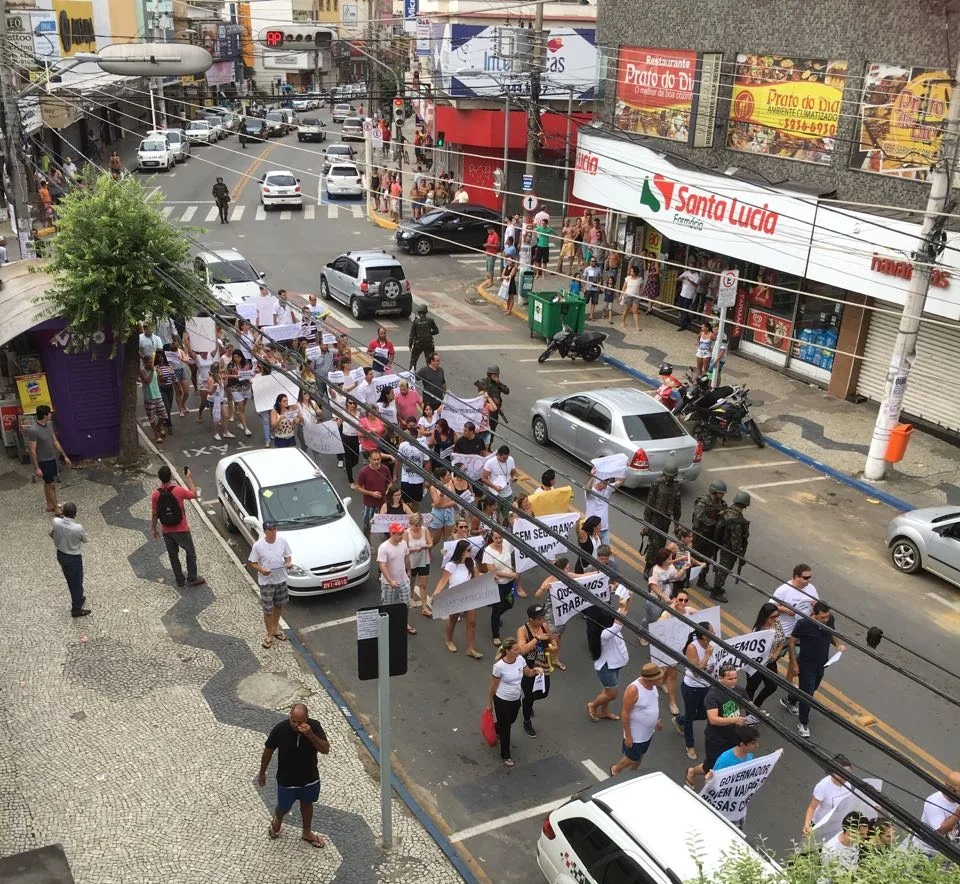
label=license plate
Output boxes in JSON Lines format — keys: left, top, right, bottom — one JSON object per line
{"left": 322, "top": 576, "right": 349, "bottom": 589}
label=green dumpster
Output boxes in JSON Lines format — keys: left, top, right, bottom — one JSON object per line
{"left": 518, "top": 270, "right": 536, "bottom": 306}
{"left": 528, "top": 292, "right": 586, "bottom": 340}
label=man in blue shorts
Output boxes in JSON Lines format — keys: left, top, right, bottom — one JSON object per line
{"left": 610, "top": 663, "right": 663, "bottom": 776}
{"left": 259, "top": 703, "right": 330, "bottom": 848}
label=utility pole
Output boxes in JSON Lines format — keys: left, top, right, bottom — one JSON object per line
{"left": 560, "top": 86, "right": 573, "bottom": 218}
{"left": 525, "top": 10, "right": 544, "bottom": 179}
{"left": 863, "top": 58, "right": 960, "bottom": 481}
{"left": 501, "top": 90, "right": 510, "bottom": 218}
{"left": 0, "top": 12, "right": 34, "bottom": 259}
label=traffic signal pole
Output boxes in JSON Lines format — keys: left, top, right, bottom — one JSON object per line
{"left": 393, "top": 96, "right": 405, "bottom": 220}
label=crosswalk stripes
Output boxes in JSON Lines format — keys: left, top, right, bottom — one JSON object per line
{"left": 351, "top": 205, "right": 364, "bottom": 219}
{"left": 204, "top": 206, "right": 219, "bottom": 223}
{"left": 161, "top": 206, "right": 175, "bottom": 219}
{"left": 304, "top": 204, "right": 315, "bottom": 220}
{"left": 161, "top": 202, "right": 370, "bottom": 223}
{"left": 280, "top": 210, "right": 291, "bottom": 220}
{"left": 327, "top": 204, "right": 338, "bottom": 219}
{"left": 255, "top": 206, "right": 267, "bottom": 221}
{"left": 231, "top": 205, "right": 245, "bottom": 221}
{"left": 180, "top": 206, "right": 197, "bottom": 222}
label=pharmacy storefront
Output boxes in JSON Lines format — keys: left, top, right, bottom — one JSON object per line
{"left": 573, "top": 133, "right": 960, "bottom": 415}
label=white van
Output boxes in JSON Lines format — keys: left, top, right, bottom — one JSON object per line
{"left": 537, "top": 772, "right": 778, "bottom": 883}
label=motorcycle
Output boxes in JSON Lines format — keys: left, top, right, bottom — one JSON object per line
{"left": 537, "top": 324, "right": 607, "bottom": 363}
{"left": 675, "top": 376, "right": 764, "bottom": 450}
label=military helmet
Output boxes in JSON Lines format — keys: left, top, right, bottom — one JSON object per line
{"left": 417, "top": 304, "right": 428, "bottom": 315}
{"left": 733, "top": 490, "right": 751, "bottom": 507}
{"left": 708, "top": 480, "right": 727, "bottom": 494}
{"left": 662, "top": 461, "right": 679, "bottom": 478}
{"left": 487, "top": 365, "right": 500, "bottom": 375}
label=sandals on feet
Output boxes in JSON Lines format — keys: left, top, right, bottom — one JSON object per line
{"left": 302, "top": 832, "right": 325, "bottom": 848}
{"left": 273, "top": 632, "right": 287, "bottom": 642}
{"left": 586, "top": 703, "right": 598, "bottom": 722}
{"left": 407, "top": 624, "right": 417, "bottom": 635}
{"left": 262, "top": 638, "right": 273, "bottom": 649}
{"left": 268, "top": 822, "right": 281, "bottom": 839}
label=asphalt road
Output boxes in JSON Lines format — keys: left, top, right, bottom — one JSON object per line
{"left": 144, "top": 113, "right": 960, "bottom": 883}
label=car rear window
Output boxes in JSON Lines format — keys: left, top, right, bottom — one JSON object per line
{"left": 329, "top": 146, "right": 351, "bottom": 155}
{"left": 302, "top": 118, "right": 321, "bottom": 125}
{"left": 164, "top": 132, "right": 181, "bottom": 143}
{"left": 622, "top": 411, "right": 686, "bottom": 442}
{"left": 266, "top": 174, "right": 297, "bottom": 187}
{"left": 365, "top": 266, "right": 405, "bottom": 284}
{"left": 329, "top": 166, "right": 360, "bottom": 177}
{"left": 141, "top": 140, "right": 166, "bottom": 152}
{"left": 266, "top": 112, "right": 283, "bottom": 120}
{"left": 344, "top": 118, "right": 362, "bottom": 126}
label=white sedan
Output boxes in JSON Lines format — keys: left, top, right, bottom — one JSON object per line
{"left": 326, "top": 162, "right": 364, "bottom": 199}
{"left": 216, "top": 448, "right": 371, "bottom": 597}
{"left": 136, "top": 137, "right": 175, "bottom": 172}
{"left": 185, "top": 119, "right": 214, "bottom": 144}
{"left": 260, "top": 169, "right": 304, "bottom": 210}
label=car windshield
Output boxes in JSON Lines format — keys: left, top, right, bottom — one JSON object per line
{"left": 266, "top": 174, "right": 297, "bottom": 187}
{"left": 622, "top": 411, "right": 686, "bottom": 442}
{"left": 140, "top": 140, "right": 166, "bottom": 152}
{"left": 328, "top": 146, "right": 351, "bottom": 155}
{"left": 242, "top": 117, "right": 261, "bottom": 129}
{"left": 187, "top": 121, "right": 207, "bottom": 129}
{"left": 418, "top": 209, "right": 447, "bottom": 225}
{"left": 205, "top": 115, "right": 223, "bottom": 124}
{"left": 266, "top": 112, "right": 283, "bottom": 121}
{"left": 365, "top": 266, "right": 404, "bottom": 284}
{"left": 330, "top": 166, "right": 359, "bottom": 177}
{"left": 259, "top": 477, "right": 343, "bottom": 527}
{"left": 164, "top": 132, "right": 182, "bottom": 144}
{"left": 207, "top": 259, "right": 258, "bottom": 284}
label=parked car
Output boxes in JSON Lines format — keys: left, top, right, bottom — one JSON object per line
{"left": 148, "top": 128, "right": 190, "bottom": 163}
{"left": 538, "top": 772, "right": 778, "bottom": 884}
{"left": 322, "top": 143, "right": 356, "bottom": 174}
{"left": 239, "top": 116, "right": 268, "bottom": 146}
{"left": 185, "top": 119, "right": 214, "bottom": 144}
{"left": 298, "top": 117, "right": 327, "bottom": 143}
{"left": 193, "top": 248, "right": 265, "bottom": 308}
{"left": 332, "top": 102, "right": 356, "bottom": 123}
{"left": 136, "top": 136, "right": 176, "bottom": 172}
{"left": 279, "top": 108, "right": 299, "bottom": 130}
{"left": 325, "top": 162, "right": 364, "bottom": 199}
{"left": 216, "top": 448, "right": 371, "bottom": 598}
{"left": 211, "top": 108, "right": 239, "bottom": 131}
{"left": 202, "top": 114, "right": 227, "bottom": 139}
{"left": 264, "top": 110, "right": 288, "bottom": 137}
{"left": 260, "top": 169, "right": 303, "bottom": 210}
{"left": 395, "top": 204, "right": 502, "bottom": 256}
{"left": 530, "top": 388, "right": 702, "bottom": 489}
{"left": 292, "top": 96, "right": 320, "bottom": 111}
{"left": 885, "top": 507, "right": 960, "bottom": 587}
{"left": 340, "top": 116, "right": 365, "bottom": 141}
{"left": 320, "top": 249, "right": 413, "bottom": 320}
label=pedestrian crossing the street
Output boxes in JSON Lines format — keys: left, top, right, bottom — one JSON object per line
{"left": 159, "top": 202, "right": 366, "bottom": 223}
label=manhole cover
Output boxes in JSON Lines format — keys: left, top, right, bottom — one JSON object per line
{"left": 466, "top": 297, "right": 489, "bottom": 306}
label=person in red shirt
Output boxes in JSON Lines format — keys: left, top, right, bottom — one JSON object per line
{"left": 150, "top": 464, "right": 205, "bottom": 587}
{"left": 353, "top": 450, "right": 393, "bottom": 538}
{"left": 483, "top": 225, "right": 501, "bottom": 285}
{"left": 395, "top": 379, "right": 422, "bottom": 424}
{"left": 366, "top": 327, "right": 396, "bottom": 373}
{"left": 357, "top": 411, "right": 387, "bottom": 459}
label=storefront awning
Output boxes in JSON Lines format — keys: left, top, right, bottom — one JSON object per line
{"left": 0, "top": 261, "right": 55, "bottom": 347}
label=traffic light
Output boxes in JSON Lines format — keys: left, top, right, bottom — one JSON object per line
{"left": 393, "top": 97, "right": 405, "bottom": 125}
{"left": 436, "top": 131, "right": 445, "bottom": 147}
{"left": 258, "top": 27, "right": 333, "bottom": 50}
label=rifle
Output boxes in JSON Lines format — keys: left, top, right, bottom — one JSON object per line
{"left": 734, "top": 556, "right": 746, "bottom": 584}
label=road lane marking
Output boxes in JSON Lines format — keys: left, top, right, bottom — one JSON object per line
{"left": 146, "top": 186, "right": 161, "bottom": 199}
{"left": 581, "top": 759, "right": 609, "bottom": 781}
{"left": 314, "top": 301, "right": 362, "bottom": 329}
{"left": 304, "top": 204, "right": 315, "bottom": 220}
{"left": 741, "top": 477, "right": 826, "bottom": 491}
{"left": 707, "top": 460, "right": 797, "bottom": 471}
{"left": 558, "top": 379, "right": 622, "bottom": 386}
{"left": 161, "top": 206, "right": 175, "bottom": 218}
{"left": 536, "top": 367, "right": 614, "bottom": 374}
{"left": 448, "top": 799, "right": 565, "bottom": 842}
{"left": 926, "top": 592, "right": 960, "bottom": 612}
{"left": 255, "top": 206, "right": 267, "bottom": 221}
{"left": 231, "top": 205, "right": 245, "bottom": 221}
{"left": 180, "top": 206, "right": 197, "bottom": 222}
{"left": 327, "top": 204, "right": 339, "bottom": 219}
{"left": 301, "top": 615, "right": 357, "bottom": 634}
{"left": 352, "top": 205, "right": 364, "bottom": 218}
{"left": 230, "top": 141, "right": 276, "bottom": 201}
{"left": 280, "top": 210, "right": 292, "bottom": 220}
{"left": 204, "top": 206, "right": 219, "bottom": 222}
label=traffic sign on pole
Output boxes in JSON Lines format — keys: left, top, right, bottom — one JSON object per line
{"left": 522, "top": 194, "right": 538, "bottom": 212}
{"left": 717, "top": 269, "right": 739, "bottom": 309}
{"left": 522, "top": 174, "right": 534, "bottom": 192}
{"left": 362, "top": 119, "right": 375, "bottom": 132}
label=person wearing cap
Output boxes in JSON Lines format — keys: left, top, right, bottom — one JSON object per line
{"left": 475, "top": 366, "right": 510, "bottom": 439}
{"left": 248, "top": 521, "right": 292, "bottom": 649}
{"left": 408, "top": 305, "right": 439, "bottom": 370}
{"left": 642, "top": 461, "right": 682, "bottom": 566}
{"left": 712, "top": 490, "right": 751, "bottom": 603}
{"left": 609, "top": 662, "right": 664, "bottom": 776}
{"left": 377, "top": 523, "right": 416, "bottom": 633}
{"left": 212, "top": 176, "right": 230, "bottom": 223}
{"left": 515, "top": 603, "right": 557, "bottom": 737}
{"left": 691, "top": 480, "right": 727, "bottom": 589}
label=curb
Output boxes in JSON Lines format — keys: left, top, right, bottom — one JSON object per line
{"left": 474, "top": 280, "right": 526, "bottom": 321}
{"left": 137, "top": 428, "right": 482, "bottom": 884}
{"left": 368, "top": 207, "right": 398, "bottom": 230}
{"left": 599, "top": 355, "right": 913, "bottom": 513}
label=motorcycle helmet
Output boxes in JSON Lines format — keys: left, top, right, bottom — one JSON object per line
{"left": 708, "top": 480, "right": 727, "bottom": 495}
{"left": 658, "top": 362, "right": 673, "bottom": 376}
{"left": 662, "top": 461, "right": 679, "bottom": 478}
{"left": 733, "top": 490, "right": 751, "bottom": 507}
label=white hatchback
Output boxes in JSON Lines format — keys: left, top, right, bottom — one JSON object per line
{"left": 185, "top": 119, "right": 214, "bottom": 144}
{"left": 137, "top": 137, "right": 175, "bottom": 171}
{"left": 326, "top": 162, "right": 364, "bottom": 199}
{"left": 216, "top": 448, "right": 371, "bottom": 597}
{"left": 260, "top": 170, "right": 303, "bottom": 210}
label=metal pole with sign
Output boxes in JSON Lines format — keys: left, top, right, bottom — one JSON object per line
{"left": 711, "top": 269, "right": 738, "bottom": 389}
{"left": 501, "top": 90, "right": 510, "bottom": 218}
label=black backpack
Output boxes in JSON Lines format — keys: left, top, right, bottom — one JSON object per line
{"left": 156, "top": 486, "right": 183, "bottom": 527}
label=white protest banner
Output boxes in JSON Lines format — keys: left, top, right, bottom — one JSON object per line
{"left": 811, "top": 779, "right": 883, "bottom": 844}
{"left": 165, "top": 350, "right": 182, "bottom": 367}
{"left": 441, "top": 535, "right": 486, "bottom": 566}
{"left": 548, "top": 572, "right": 610, "bottom": 626}
{"left": 449, "top": 452, "right": 486, "bottom": 481}
{"left": 374, "top": 373, "right": 402, "bottom": 397}
{"left": 305, "top": 345, "right": 321, "bottom": 362}
{"left": 371, "top": 512, "right": 411, "bottom": 535}
{"left": 185, "top": 316, "right": 216, "bottom": 352}
{"left": 327, "top": 370, "right": 345, "bottom": 385}
{"left": 513, "top": 512, "right": 580, "bottom": 573}
{"left": 379, "top": 403, "right": 398, "bottom": 426}
{"left": 441, "top": 392, "right": 487, "bottom": 433}
{"left": 431, "top": 571, "right": 501, "bottom": 619}
{"left": 238, "top": 369, "right": 255, "bottom": 381}
{"left": 236, "top": 302, "right": 258, "bottom": 324}
{"left": 374, "top": 347, "right": 389, "bottom": 361}
{"left": 592, "top": 453, "right": 628, "bottom": 480}
{"left": 649, "top": 605, "right": 722, "bottom": 668}
{"left": 303, "top": 419, "right": 345, "bottom": 455}
{"left": 710, "top": 629, "right": 775, "bottom": 676}
{"left": 251, "top": 372, "right": 301, "bottom": 413}
{"left": 349, "top": 367, "right": 365, "bottom": 383}
{"left": 321, "top": 333, "right": 338, "bottom": 346}
{"left": 699, "top": 749, "right": 783, "bottom": 823}
{"left": 262, "top": 322, "right": 302, "bottom": 343}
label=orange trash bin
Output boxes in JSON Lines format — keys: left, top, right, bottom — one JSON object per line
{"left": 885, "top": 423, "right": 914, "bottom": 463}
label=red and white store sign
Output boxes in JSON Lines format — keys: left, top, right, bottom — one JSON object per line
{"left": 573, "top": 132, "right": 960, "bottom": 320}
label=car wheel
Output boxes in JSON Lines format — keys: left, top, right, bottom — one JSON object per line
{"left": 414, "top": 237, "right": 433, "bottom": 256}
{"left": 320, "top": 277, "right": 332, "bottom": 301}
{"left": 298, "top": 135, "right": 304, "bottom": 142}
{"left": 220, "top": 500, "right": 237, "bottom": 533}
{"left": 890, "top": 537, "right": 921, "bottom": 574}
{"left": 532, "top": 416, "right": 549, "bottom": 445}
{"left": 350, "top": 298, "right": 364, "bottom": 320}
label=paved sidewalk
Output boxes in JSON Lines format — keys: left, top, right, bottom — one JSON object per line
{"left": 0, "top": 453, "right": 465, "bottom": 884}
{"left": 473, "top": 276, "right": 960, "bottom": 511}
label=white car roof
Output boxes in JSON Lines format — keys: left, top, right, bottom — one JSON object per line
{"left": 236, "top": 448, "right": 320, "bottom": 487}
{"left": 187, "top": 119, "right": 210, "bottom": 127}
{"left": 329, "top": 163, "right": 360, "bottom": 172}
{"left": 197, "top": 248, "right": 247, "bottom": 264}
{"left": 263, "top": 169, "right": 296, "bottom": 179}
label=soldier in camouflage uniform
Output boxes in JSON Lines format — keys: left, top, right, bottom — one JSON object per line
{"left": 711, "top": 490, "right": 750, "bottom": 603}
{"left": 691, "top": 480, "right": 727, "bottom": 589}
{"left": 642, "top": 462, "right": 682, "bottom": 566}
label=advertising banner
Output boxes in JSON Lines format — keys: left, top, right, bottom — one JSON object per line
{"left": 852, "top": 63, "right": 950, "bottom": 181}
{"left": 51, "top": 0, "right": 95, "bottom": 57}
{"left": 727, "top": 53, "right": 849, "bottom": 165}
{"left": 16, "top": 373, "right": 53, "bottom": 413}
{"left": 615, "top": 47, "right": 697, "bottom": 143}
{"left": 700, "top": 749, "right": 783, "bottom": 823}
{"left": 746, "top": 309, "right": 793, "bottom": 352}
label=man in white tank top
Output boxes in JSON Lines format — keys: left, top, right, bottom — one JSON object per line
{"left": 610, "top": 663, "right": 664, "bottom": 777}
